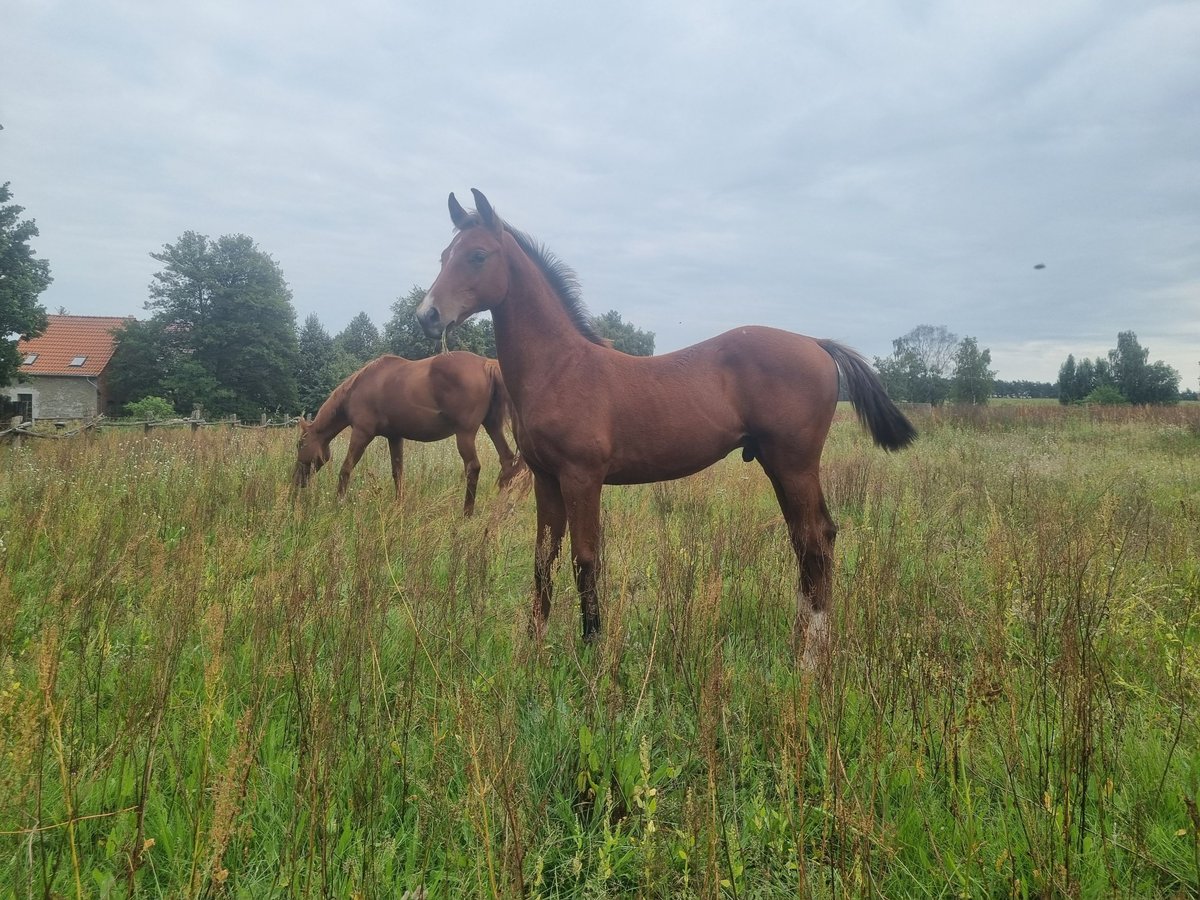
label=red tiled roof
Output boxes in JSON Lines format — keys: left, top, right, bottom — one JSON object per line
{"left": 17, "top": 315, "right": 132, "bottom": 377}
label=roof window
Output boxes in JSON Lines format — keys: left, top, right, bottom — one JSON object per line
{"left": 69, "top": 356, "right": 87, "bottom": 367}
{"left": 23, "top": 353, "right": 38, "bottom": 364}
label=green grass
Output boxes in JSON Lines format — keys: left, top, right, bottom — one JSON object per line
{"left": 1, "top": 403, "right": 1198, "bottom": 898}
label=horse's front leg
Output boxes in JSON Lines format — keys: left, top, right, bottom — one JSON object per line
{"left": 560, "top": 473, "right": 604, "bottom": 642}
{"left": 532, "top": 474, "right": 566, "bottom": 639}
{"left": 337, "top": 429, "right": 373, "bottom": 498}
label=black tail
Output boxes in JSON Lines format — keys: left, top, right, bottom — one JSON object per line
{"left": 818, "top": 339, "right": 917, "bottom": 451}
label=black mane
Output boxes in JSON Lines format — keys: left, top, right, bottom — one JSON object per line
{"left": 458, "top": 213, "right": 606, "bottom": 346}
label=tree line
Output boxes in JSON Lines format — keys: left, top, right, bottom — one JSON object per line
{"left": 1056, "top": 332, "right": 1182, "bottom": 405}
{"left": 872, "top": 324, "right": 1187, "bottom": 406}
{"left": 2, "top": 183, "right": 1193, "bottom": 417}
{"left": 873, "top": 325, "right": 999, "bottom": 405}
{"left": 106, "top": 232, "right": 656, "bottom": 419}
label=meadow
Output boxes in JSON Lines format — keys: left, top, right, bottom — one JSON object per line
{"left": 1, "top": 402, "right": 1198, "bottom": 898}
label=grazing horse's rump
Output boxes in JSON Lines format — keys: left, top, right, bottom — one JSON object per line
{"left": 415, "top": 190, "right": 916, "bottom": 663}
{"left": 294, "top": 351, "right": 524, "bottom": 515}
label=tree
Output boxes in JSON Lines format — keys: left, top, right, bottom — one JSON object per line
{"left": 1056, "top": 332, "right": 1179, "bottom": 406}
{"left": 875, "top": 325, "right": 957, "bottom": 405}
{"left": 296, "top": 314, "right": 342, "bottom": 414}
{"left": 1057, "top": 355, "right": 1078, "bottom": 405}
{"left": 0, "top": 182, "right": 52, "bottom": 386}
{"left": 1109, "top": 330, "right": 1179, "bottom": 405}
{"left": 1075, "top": 358, "right": 1103, "bottom": 402}
{"left": 384, "top": 287, "right": 440, "bottom": 359}
{"left": 382, "top": 286, "right": 497, "bottom": 359}
{"left": 451, "top": 316, "right": 497, "bottom": 358}
{"left": 334, "top": 311, "right": 382, "bottom": 368}
{"left": 994, "top": 379, "right": 1056, "bottom": 399}
{"left": 1144, "top": 361, "right": 1181, "bottom": 405}
{"left": 1108, "top": 331, "right": 1150, "bottom": 405}
{"left": 107, "top": 319, "right": 171, "bottom": 410}
{"left": 902, "top": 324, "right": 960, "bottom": 380}
{"left": 949, "top": 336, "right": 995, "bottom": 404}
{"left": 592, "top": 309, "right": 655, "bottom": 356}
{"left": 109, "top": 231, "right": 299, "bottom": 418}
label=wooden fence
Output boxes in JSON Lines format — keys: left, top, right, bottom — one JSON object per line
{"left": 1, "top": 413, "right": 301, "bottom": 445}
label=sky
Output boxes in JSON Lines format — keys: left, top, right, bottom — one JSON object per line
{"left": 3, "top": 0, "right": 1198, "bottom": 385}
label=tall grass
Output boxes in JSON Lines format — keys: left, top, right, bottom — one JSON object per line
{"left": 1, "top": 404, "right": 1197, "bottom": 897}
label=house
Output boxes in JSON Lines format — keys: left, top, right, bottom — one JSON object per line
{"left": 3, "top": 315, "right": 131, "bottom": 422}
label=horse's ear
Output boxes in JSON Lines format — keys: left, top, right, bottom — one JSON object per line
{"left": 470, "top": 189, "right": 500, "bottom": 233}
{"left": 449, "top": 193, "right": 470, "bottom": 229}
{"left": 297, "top": 416, "right": 309, "bottom": 432}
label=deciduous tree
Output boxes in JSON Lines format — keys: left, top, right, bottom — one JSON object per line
{"left": 1056, "top": 332, "right": 1178, "bottom": 406}
{"left": 109, "top": 231, "right": 299, "bottom": 418}
{"left": 592, "top": 309, "right": 655, "bottom": 356}
{"left": 949, "top": 336, "right": 995, "bottom": 404}
{"left": 875, "top": 325, "right": 957, "bottom": 405}
{"left": 0, "top": 182, "right": 51, "bottom": 386}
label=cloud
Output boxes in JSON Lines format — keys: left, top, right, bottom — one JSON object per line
{"left": 3, "top": 0, "right": 1197, "bottom": 386}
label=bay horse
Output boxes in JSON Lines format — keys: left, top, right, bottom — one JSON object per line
{"left": 416, "top": 190, "right": 916, "bottom": 664}
{"left": 293, "top": 351, "right": 525, "bottom": 515}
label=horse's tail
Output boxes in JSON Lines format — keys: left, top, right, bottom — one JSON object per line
{"left": 484, "top": 361, "right": 514, "bottom": 433}
{"left": 818, "top": 339, "right": 917, "bottom": 451}
{"left": 484, "top": 360, "right": 531, "bottom": 495}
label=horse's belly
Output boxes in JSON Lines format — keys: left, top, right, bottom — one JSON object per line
{"left": 603, "top": 435, "right": 740, "bottom": 485}
{"left": 383, "top": 412, "right": 456, "bottom": 443}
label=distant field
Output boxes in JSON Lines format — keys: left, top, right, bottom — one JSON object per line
{"left": 1, "top": 402, "right": 1198, "bottom": 897}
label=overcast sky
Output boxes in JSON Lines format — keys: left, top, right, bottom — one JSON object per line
{"left": 3, "top": 0, "right": 1197, "bottom": 384}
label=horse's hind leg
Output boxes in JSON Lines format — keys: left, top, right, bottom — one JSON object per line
{"left": 759, "top": 451, "right": 838, "bottom": 670}
{"left": 455, "top": 430, "right": 482, "bottom": 516}
{"left": 337, "top": 429, "right": 373, "bottom": 498}
{"left": 387, "top": 436, "right": 404, "bottom": 500}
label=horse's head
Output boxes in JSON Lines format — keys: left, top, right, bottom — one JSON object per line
{"left": 293, "top": 418, "right": 331, "bottom": 487}
{"left": 416, "top": 189, "right": 509, "bottom": 340}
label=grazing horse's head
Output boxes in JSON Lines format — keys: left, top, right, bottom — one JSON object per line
{"left": 293, "top": 418, "right": 331, "bottom": 487}
{"left": 416, "top": 189, "right": 509, "bottom": 340}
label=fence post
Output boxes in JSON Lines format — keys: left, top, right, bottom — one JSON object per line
{"left": 229, "top": 415, "right": 238, "bottom": 430}
{"left": 191, "top": 409, "right": 201, "bottom": 434}
{"left": 260, "top": 413, "right": 268, "bottom": 427}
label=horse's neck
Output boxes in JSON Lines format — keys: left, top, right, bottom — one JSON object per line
{"left": 492, "top": 239, "right": 593, "bottom": 402}
{"left": 311, "top": 392, "right": 349, "bottom": 442}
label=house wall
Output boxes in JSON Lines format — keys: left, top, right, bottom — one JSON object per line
{"left": 1, "top": 376, "right": 99, "bottom": 420}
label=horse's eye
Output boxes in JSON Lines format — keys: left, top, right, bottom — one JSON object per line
{"left": 469, "top": 250, "right": 488, "bottom": 266}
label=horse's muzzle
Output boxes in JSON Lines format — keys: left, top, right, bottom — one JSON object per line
{"left": 416, "top": 305, "right": 444, "bottom": 339}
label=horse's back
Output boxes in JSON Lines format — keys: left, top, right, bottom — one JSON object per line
{"left": 617, "top": 325, "right": 840, "bottom": 420}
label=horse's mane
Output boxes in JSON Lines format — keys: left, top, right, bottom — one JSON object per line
{"left": 457, "top": 214, "right": 607, "bottom": 347}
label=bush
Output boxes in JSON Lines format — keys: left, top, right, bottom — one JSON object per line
{"left": 1083, "top": 384, "right": 1127, "bottom": 405}
{"left": 123, "top": 396, "right": 176, "bottom": 420}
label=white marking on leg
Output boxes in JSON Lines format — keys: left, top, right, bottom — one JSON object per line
{"left": 797, "top": 589, "right": 830, "bottom": 671}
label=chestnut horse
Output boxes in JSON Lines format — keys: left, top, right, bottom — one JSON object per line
{"left": 293, "top": 351, "right": 525, "bottom": 515}
{"left": 416, "top": 190, "right": 916, "bottom": 664}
